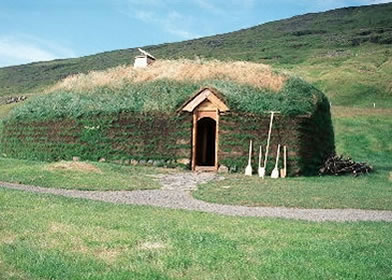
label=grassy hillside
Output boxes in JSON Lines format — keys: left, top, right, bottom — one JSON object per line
{"left": 0, "top": 3, "right": 391, "bottom": 107}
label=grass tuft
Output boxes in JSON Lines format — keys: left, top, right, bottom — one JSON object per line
{"left": 48, "top": 59, "right": 286, "bottom": 93}
{"left": 45, "top": 161, "right": 102, "bottom": 173}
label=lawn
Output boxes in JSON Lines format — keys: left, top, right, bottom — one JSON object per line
{"left": 1, "top": 188, "right": 392, "bottom": 280}
{"left": 193, "top": 107, "right": 392, "bottom": 210}
{"left": 0, "top": 103, "right": 17, "bottom": 120}
{"left": 0, "top": 158, "right": 171, "bottom": 191}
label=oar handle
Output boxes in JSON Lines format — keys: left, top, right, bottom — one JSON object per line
{"left": 248, "top": 140, "right": 252, "bottom": 165}
{"left": 275, "top": 144, "right": 281, "bottom": 168}
{"left": 263, "top": 112, "right": 274, "bottom": 167}
{"left": 258, "top": 146, "right": 262, "bottom": 168}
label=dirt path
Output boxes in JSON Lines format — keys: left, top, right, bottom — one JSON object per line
{"left": 1, "top": 172, "right": 392, "bottom": 222}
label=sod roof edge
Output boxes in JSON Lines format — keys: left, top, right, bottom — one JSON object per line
{"left": 6, "top": 77, "right": 327, "bottom": 122}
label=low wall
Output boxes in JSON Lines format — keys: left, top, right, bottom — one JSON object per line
{"left": 1, "top": 113, "right": 192, "bottom": 164}
{"left": 1, "top": 104, "right": 334, "bottom": 175}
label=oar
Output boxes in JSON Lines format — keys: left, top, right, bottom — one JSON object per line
{"left": 280, "top": 145, "right": 287, "bottom": 178}
{"left": 258, "top": 146, "right": 263, "bottom": 177}
{"left": 245, "top": 140, "right": 253, "bottom": 176}
{"left": 260, "top": 112, "right": 275, "bottom": 179}
{"left": 271, "top": 144, "right": 281, "bottom": 179}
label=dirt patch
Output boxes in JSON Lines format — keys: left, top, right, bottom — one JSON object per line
{"left": 48, "top": 223, "right": 125, "bottom": 263}
{"left": 93, "top": 248, "right": 123, "bottom": 263}
{"left": 49, "top": 222, "right": 73, "bottom": 233}
{"left": 159, "top": 172, "right": 220, "bottom": 191}
{"left": 139, "top": 241, "right": 167, "bottom": 250}
{"left": 46, "top": 161, "right": 102, "bottom": 173}
{"left": 0, "top": 232, "right": 16, "bottom": 244}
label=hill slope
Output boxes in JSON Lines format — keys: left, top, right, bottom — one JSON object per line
{"left": 0, "top": 3, "right": 391, "bottom": 107}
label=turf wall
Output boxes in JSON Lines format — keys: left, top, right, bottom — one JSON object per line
{"left": 1, "top": 113, "right": 192, "bottom": 164}
{"left": 1, "top": 103, "right": 334, "bottom": 175}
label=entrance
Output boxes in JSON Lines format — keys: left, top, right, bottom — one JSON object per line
{"left": 179, "top": 87, "right": 229, "bottom": 171}
{"left": 195, "top": 117, "right": 216, "bottom": 166}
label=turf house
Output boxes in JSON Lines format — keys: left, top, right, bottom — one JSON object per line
{"left": 1, "top": 59, "right": 335, "bottom": 176}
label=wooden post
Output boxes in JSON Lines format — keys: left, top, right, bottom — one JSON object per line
{"left": 215, "top": 108, "right": 219, "bottom": 170}
{"left": 192, "top": 113, "right": 197, "bottom": 171}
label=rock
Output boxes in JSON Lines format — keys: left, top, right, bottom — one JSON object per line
{"left": 165, "top": 159, "right": 176, "bottom": 168}
{"left": 177, "top": 158, "right": 190, "bottom": 165}
{"left": 73, "top": 156, "right": 80, "bottom": 162}
{"left": 131, "top": 159, "right": 138, "bottom": 166}
{"left": 113, "top": 160, "right": 122, "bottom": 165}
{"left": 5, "top": 96, "right": 27, "bottom": 105}
{"left": 123, "top": 159, "right": 130, "bottom": 165}
{"left": 99, "top": 158, "right": 106, "bottom": 162}
{"left": 153, "top": 160, "right": 164, "bottom": 166}
{"left": 229, "top": 166, "right": 238, "bottom": 173}
{"left": 139, "top": 160, "right": 146, "bottom": 165}
{"left": 167, "top": 159, "right": 177, "bottom": 165}
{"left": 176, "top": 139, "right": 189, "bottom": 145}
{"left": 147, "top": 160, "right": 154, "bottom": 165}
{"left": 218, "top": 165, "right": 229, "bottom": 173}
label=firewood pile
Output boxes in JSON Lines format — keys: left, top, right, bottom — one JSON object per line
{"left": 319, "top": 154, "right": 373, "bottom": 176}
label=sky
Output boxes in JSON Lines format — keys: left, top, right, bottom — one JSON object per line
{"left": 0, "top": 0, "right": 391, "bottom": 67}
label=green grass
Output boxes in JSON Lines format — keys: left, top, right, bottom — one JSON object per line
{"left": 292, "top": 45, "right": 392, "bottom": 108}
{"left": 0, "top": 103, "right": 21, "bottom": 139}
{"left": 0, "top": 103, "right": 19, "bottom": 136}
{"left": 193, "top": 107, "right": 392, "bottom": 210}
{"left": 194, "top": 174, "right": 392, "bottom": 209}
{"left": 7, "top": 78, "right": 323, "bottom": 121}
{"left": 0, "top": 158, "right": 168, "bottom": 191}
{"left": 1, "top": 188, "right": 392, "bottom": 280}
{"left": 0, "top": 103, "right": 18, "bottom": 120}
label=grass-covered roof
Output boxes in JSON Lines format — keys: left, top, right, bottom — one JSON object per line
{"left": 8, "top": 60, "right": 328, "bottom": 121}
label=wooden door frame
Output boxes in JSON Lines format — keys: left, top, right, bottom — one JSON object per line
{"left": 192, "top": 109, "right": 219, "bottom": 172}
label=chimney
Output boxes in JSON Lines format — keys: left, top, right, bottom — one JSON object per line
{"left": 134, "top": 48, "right": 156, "bottom": 68}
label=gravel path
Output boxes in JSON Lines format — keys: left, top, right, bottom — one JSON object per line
{"left": 1, "top": 172, "right": 392, "bottom": 222}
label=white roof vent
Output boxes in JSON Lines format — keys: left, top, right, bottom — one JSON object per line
{"left": 134, "top": 48, "right": 156, "bottom": 68}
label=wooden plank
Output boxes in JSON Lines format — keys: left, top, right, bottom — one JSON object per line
{"left": 182, "top": 90, "right": 210, "bottom": 112}
{"left": 196, "top": 110, "right": 216, "bottom": 121}
{"left": 192, "top": 113, "right": 197, "bottom": 171}
{"left": 182, "top": 89, "right": 229, "bottom": 113}
{"left": 215, "top": 108, "right": 219, "bottom": 170}
{"left": 197, "top": 100, "right": 216, "bottom": 112}
{"left": 207, "top": 94, "right": 230, "bottom": 112}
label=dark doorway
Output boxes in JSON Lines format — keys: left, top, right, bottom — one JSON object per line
{"left": 196, "top": 117, "right": 216, "bottom": 166}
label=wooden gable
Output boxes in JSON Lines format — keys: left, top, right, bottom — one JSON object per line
{"left": 179, "top": 88, "right": 229, "bottom": 113}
